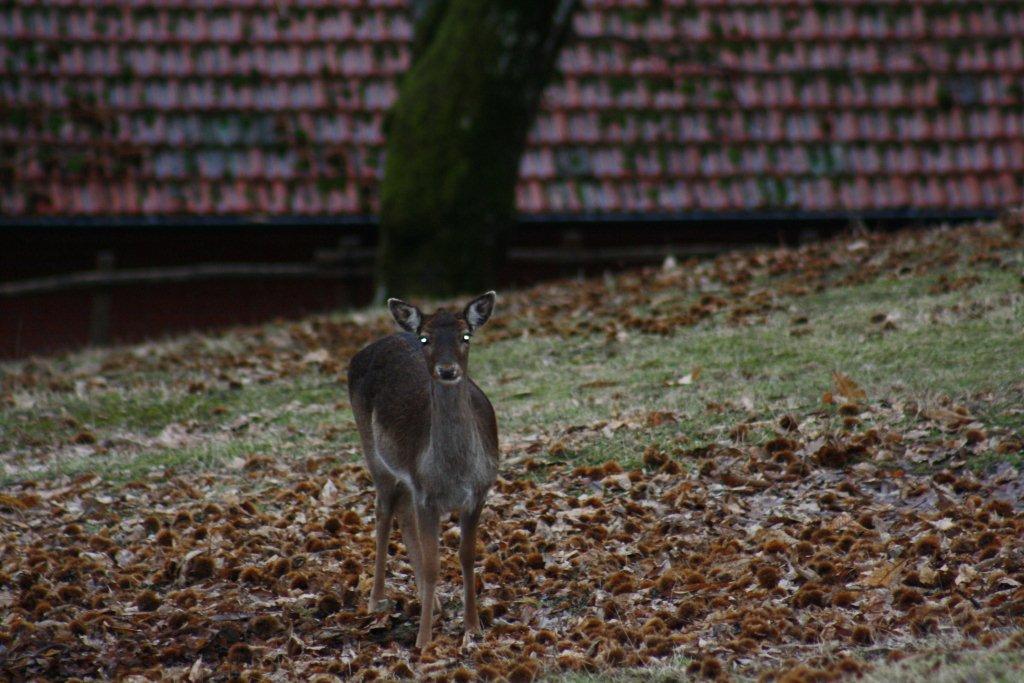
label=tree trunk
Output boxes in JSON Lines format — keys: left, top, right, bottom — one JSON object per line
{"left": 377, "top": 0, "right": 576, "bottom": 298}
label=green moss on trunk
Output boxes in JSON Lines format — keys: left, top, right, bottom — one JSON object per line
{"left": 378, "top": 0, "right": 575, "bottom": 297}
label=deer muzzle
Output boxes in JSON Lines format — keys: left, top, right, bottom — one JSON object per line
{"left": 435, "top": 363, "right": 462, "bottom": 384}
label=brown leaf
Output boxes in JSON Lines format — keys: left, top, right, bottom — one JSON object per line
{"left": 861, "top": 560, "right": 905, "bottom": 588}
{"left": 832, "top": 371, "right": 867, "bottom": 400}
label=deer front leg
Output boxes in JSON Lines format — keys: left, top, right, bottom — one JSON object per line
{"left": 459, "top": 502, "right": 484, "bottom": 637}
{"left": 414, "top": 503, "right": 440, "bottom": 648}
{"left": 369, "top": 490, "right": 395, "bottom": 612}
{"left": 399, "top": 504, "right": 441, "bottom": 613}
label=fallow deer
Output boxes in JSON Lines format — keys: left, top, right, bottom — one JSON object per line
{"left": 347, "top": 292, "right": 499, "bottom": 648}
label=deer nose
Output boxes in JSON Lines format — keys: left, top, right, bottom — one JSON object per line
{"left": 436, "top": 364, "right": 461, "bottom": 382}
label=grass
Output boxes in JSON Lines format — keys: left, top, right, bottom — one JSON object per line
{"left": 42, "top": 437, "right": 278, "bottom": 484}
{"left": 478, "top": 269, "right": 1023, "bottom": 460}
{"left": 0, "top": 374, "right": 357, "bottom": 485}
{"left": 861, "top": 645, "right": 1024, "bottom": 683}
{"left": 2, "top": 266, "right": 1021, "bottom": 487}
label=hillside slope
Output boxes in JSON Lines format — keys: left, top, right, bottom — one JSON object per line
{"left": 2, "top": 220, "right": 1023, "bottom": 681}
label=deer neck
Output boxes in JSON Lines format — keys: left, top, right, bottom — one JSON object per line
{"left": 428, "top": 378, "right": 477, "bottom": 463}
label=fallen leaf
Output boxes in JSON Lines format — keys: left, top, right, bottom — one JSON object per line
{"left": 320, "top": 479, "right": 339, "bottom": 505}
{"left": 861, "top": 561, "right": 904, "bottom": 588}
{"left": 832, "top": 371, "right": 867, "bottom": 400}
{"left": 670, "top": 366, "right": 702, "bottom": 385}
{"left": 188, "top": 656, "right": 206, "bottom": 682}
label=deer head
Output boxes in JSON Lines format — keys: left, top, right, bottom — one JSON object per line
{"left": 387, "top": 291, "right": 496, "bottom": 385}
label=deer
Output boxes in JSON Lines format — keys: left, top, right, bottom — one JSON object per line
{"left": 347, "top": 291, "right": 499, "bottom": 648}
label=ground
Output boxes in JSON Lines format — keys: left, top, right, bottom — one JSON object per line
{"left": 2, "top": 219, "right": 1023, "bottom": 681}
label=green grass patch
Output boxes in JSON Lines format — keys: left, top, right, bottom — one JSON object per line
{"left": 16, "top": 436, "right": 277, "bottom": 485}
{"left": 862, "top": 644, "right": 1024, "bottom": 683}
{"left": 0, "top": 372, "right": 357, "bottom": 486}
{"left": 2, "top": 265, "right": 1021, "bottom": 484}
{"left": 477, "top": 269, "right": 1022, "bottom": 463}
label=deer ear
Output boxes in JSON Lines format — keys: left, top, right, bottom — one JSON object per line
{"left": 387, "top": 298, "right": 422, "bottom": 333}
{"left": 463, "top": 291, "right": 496, "bottom": 332}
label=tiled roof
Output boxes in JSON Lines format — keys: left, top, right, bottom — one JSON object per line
{"left": 2, "top": 0, "right": 1022, "bottom": 217}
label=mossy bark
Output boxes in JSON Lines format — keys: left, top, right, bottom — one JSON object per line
{"left": 377, "top": 0, "right": 576, "bottom": 297}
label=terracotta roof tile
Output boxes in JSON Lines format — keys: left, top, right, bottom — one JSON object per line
{"left": 3, "top": 0, "right": 1023, "bottom": 216}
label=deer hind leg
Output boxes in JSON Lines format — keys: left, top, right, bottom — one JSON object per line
{"left": 369, "top": 487, "right": 397, "bottom": 612}
{"left": 414, "top": 503, "right": 441, "bottom": 648}
{"left": 459, "top": 502, "right": 484, "bottom": 636}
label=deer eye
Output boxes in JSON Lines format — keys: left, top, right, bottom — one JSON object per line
{"left": 462, "top": 333, "right": 472, "bottom": 343}
{"left": 419, "top": 336, "right": 429, "bottom": 345}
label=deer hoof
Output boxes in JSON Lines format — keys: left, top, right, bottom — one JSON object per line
{"left": 369, "top": 597, "right": 392, "bottom": 613}
{"left": 415, "top": 631, "right": 432, "bottom": 649}
{"left": 461, "top": 629, "right": 482, "bottom": 651}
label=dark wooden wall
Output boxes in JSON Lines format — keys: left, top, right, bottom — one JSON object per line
{"left": 0, "top": 211, "right": 993, "bottom": 359}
